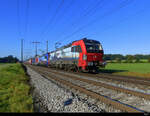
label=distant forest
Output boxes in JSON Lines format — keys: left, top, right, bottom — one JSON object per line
{"left": 0, "top": 55, "right": 19, "bottom": 63}
{"left": 103, "top": 54, "right": 150, "bottom": 63}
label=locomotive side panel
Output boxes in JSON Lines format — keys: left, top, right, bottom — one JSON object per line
{"left": 49, "top": 46, "right": 80, "bottom": 69}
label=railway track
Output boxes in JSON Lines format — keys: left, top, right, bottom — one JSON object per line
{"left": 84, "top": 73, "right": 150, "bottom": 86}
{"left": 32, "top": 65, "right": 150, "bottom": 86}
{"left": 99, "top": 73, "right": 150, "bottom": 81}
{"left": 27, "top": 65, "right": 150, "bottom": 113}
{"left": 34, "top": 66, "right": 150, "bottom": 100}
{"left": 29, "top": 65, "right": 150, "bottom": 92}
{"left": 53, "top": 67, "right": 150, "bottom": 90}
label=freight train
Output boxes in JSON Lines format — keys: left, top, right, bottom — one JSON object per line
{"left": 26, "top": 38, "right": 106, "bottom": 72}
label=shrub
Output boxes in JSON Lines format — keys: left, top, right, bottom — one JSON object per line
{"left": 126, "top": 55, "right": 134, "bottom": 63}
{"left": 148, "top": 58, "right": 150, "bottom": 63}
{"left": 115, "top": 58, "right": 121, "bottom": 63}
{"left": 135, "top": 58, "right": 140, "bottom": 63}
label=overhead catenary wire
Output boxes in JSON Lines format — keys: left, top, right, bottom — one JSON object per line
{"left": 90, "top": 8, "right": 146, "bottom": 38}
{"left": 38, "top": 0, "right": 54, "bottom": 42}
{"left": 71, "top": 7, "right": 146, "bottom": 44}
{"left": 39, "top": 0, "right": 75, "bottom": 52}
{"left": 61, "top": 0, "right": 133, "bottom": 44}
{"left": 17, "top": 0, "right": 22, "bottom": 37}
{"left": 71, "top": 0, "right": 105, "bottom": 26}
{"left": 57, "top": 0, "right": 134, "bottom": 45}
{"left": 39, "top": 0, "right": 65, "bottom": 41}
{"left": 41, "top": 0, "right": 98, "bottom": 43}
{"left": 23, "top": 0, "right": 30, "bottom": 61}
{"left": 42, "top": 0, "right": 74, "bottom": 39}
{"left": 53, "top": 0, "right": 94, "bottom": 28}
{"left": 41, "top": 0, "right": 104, "bottom": 49}
{"left": 25, "top": 0, "right": 30, "bottom": 39}
{"left": 55, "top": 0, "right": 105, "bottom": 43}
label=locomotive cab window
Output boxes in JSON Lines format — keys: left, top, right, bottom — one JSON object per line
{"left": 85, "top": 43, "right": 103, "bottom": 53}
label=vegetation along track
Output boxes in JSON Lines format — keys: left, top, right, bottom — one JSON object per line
{"left": 26, "top": 65, "right": 149, "bottom": 113}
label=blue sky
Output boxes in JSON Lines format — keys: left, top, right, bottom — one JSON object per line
{"left": 0, "top": 0, "right": 150, "bottom": 60}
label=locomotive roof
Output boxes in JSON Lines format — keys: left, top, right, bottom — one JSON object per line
{"left": 83, "top": 38, "right": 100, "bottom": 44}
{"left": 50, "top": 38, "right": 101, "bottom": 53}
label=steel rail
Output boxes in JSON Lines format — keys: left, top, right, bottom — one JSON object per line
{"left": 31, "top": 65, "right": 150, "bottom": 100}
{"left": 99, "top": 73, "right": 150, "bottom": 81}
{"left": 28, "top": 65, "right": 145, "bottom": 113}
{"left": 94, "top": 74, "right": 150, "bottom": 86}
{"left": 73, "top": 72, "right": 150, "bottom": 86}
{"left": 44, "top": 68, "right": 150, "bottom": 100}
{"left": 60, "top": 68, "right": 150, "bottom": 86}
{"left": 31, "top": 65, "right": 150, "bottom": 86}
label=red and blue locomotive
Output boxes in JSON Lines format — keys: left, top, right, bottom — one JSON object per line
{"left": 28, "top": 38, "right": 106, "bottom": 72}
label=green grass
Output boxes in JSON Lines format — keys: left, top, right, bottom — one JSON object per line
{"left": 107, "top": 59, "right": 149, "bottom": 63}
{"left": 140, "top": 59, "right": 148, "bottom": 63}
{"left": 0, "top": 63, "right": 11, "bottom": 69}
{"left": 0, "top": 63, "right": 33, "bottom": 112}
{"left": 100, "top": 63, "right": 150, "bottom": 78}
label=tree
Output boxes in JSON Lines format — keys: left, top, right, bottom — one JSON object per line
{"left": 103, "top": 54, "right": 125, "bottom": 61}
{"left": 115, "top": 58, "right": 121, "bottom": 63}
{"left": 135, "top": 57, "right": 140, "bottom": 63}
{"left": 126, "top": 55, "right": 134, "bottom": 63}
{"left": 0, "top": 55, "right": 19, "bottom": 63}
{"left": 103, "top": 54, "right": 150, "bottom": 63}
{"left": 148, "top": 58, "right": 150, "bottom": 63}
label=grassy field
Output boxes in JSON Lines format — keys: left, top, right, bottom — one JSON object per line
{"left": 107, "top": 59, "right": 148, "bottom": 63}
{"left": 0, "top": 63, "right": 33, "bottom": 112}
{"left": 100, "top": 63, "right": 150, "bottom": 78}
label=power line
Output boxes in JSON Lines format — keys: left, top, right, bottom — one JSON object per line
{"left": 57, "top": 0, "right": 134, "bottom": 44}
{"left": 41, "top": 0, "right": 102, "bottom": 44}
{"left": 71, "top": 0, "right": 105, "bottom": 26}
{"left": 32, "top": 41, "right": 41, "bottom": 56}
{"left": 90, "top": 8, "right": 146, "bottom": 38}
{"left": 39, "top": 0, "right": 65, "bottom": 41}
{"left": 57, "top": 0, "right": 105, "bottom": 42}
{"left": 25, "top": 0, "right": 30, "bottom": 39}
{"left": 43, "top": 0, "right": 74, "bottom": 39}
{"left": 17, "top": 0, "right": 22, "bottom": 37}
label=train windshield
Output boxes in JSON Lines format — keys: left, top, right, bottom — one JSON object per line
{"left": 85, "top": 44, "right": 103, "bottom": 53}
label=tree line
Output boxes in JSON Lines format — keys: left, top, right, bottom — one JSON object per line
{"left": 0, "top": 55, "right": 19, "bottom": 63}
{"left": 103, "top": 54, "right": 150, "bottom": 63}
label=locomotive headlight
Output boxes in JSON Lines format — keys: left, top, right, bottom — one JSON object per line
{"left": 83, "top": 54, "right": 87, "bottom": 60}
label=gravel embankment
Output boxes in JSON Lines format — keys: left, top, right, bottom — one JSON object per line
{"left": 26, "top": 66, "right": 108, "bottom": 112}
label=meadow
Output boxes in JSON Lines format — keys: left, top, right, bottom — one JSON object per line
{"left": 0, "top": 63, "right": 33, "bottom": 112}
{"left": 100, "top": 63, "right": 150, "bottom": 78}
